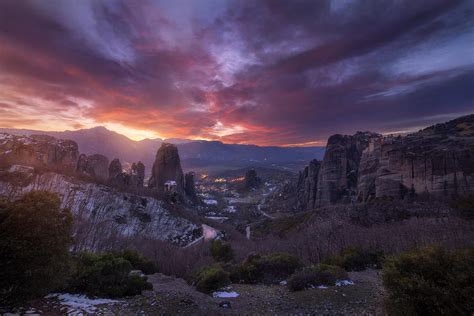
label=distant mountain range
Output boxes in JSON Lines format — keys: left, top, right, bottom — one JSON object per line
{"left": 0, "top": 127, "right": 324, "bottom": 174}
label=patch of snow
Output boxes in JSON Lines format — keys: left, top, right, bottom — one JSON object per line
{"left": 336, "top": 279, "right": 354, "bottom": 286}
{"left": 212, "top": 291, "right": 240, "bottom": 298}
{"left": 224, "top": 205, "right": 237, "bottom": 213}
{"left": 279, "top": 280, "right": 287, "bottom": 285}
{"left": 203, "top": 199, "right": 218, "bottom": 205}
{"left": 45, "top": 293, "right": 120, "bottom": 314}
{"left": 317, "top": 285, "right": 328, "bottom": 289}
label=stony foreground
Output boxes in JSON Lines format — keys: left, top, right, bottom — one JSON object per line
{"left": 19, "top": 270, "right": 385, "bottom": 315}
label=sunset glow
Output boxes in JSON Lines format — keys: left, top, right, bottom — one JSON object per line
{"left": 0, "top": 0, "right": 472, "bottom": 145}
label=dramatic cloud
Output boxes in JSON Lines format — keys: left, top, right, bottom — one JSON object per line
{"left": 0, "top": 0, "right": 472, "bottom": 144}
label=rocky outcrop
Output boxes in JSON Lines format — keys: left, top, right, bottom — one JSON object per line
{"left": 315, "top": 132, "right": 381, "bottom": 206}
{"left": 108, "top": 159, "right": 146, "bottom": 189}
{"left": 148, "top": 143, "right": 184, "bottom": 194}
{"left": 184, "top": 172, "right": 197, "bottom": 201}
{"left": 296, "top": 159, "right": 321, "bottom": 210}
{"left": 76, "top": 153, "right": 109, "bottom": 181}
{"left": 0, "top": 133, "right": 78, "bottom": 171}
{"left": 244, "top": 169, "right": 262, "bottom": 190}
{"left": 131, "top": 161, "right": 145, "bottom": 188}
{"left": 357, "top": 115, "right": 474, "bottom": 201}
{"left": 0, "top": 169, "right": 201, "bottom": 250}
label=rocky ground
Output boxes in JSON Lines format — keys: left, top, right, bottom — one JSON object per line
{"left": 18, "top": 269, "right": 385, "bottom": 315}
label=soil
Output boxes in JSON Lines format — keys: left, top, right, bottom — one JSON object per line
{"left": 20, "top": 269, "right": 385, "bottom": 315}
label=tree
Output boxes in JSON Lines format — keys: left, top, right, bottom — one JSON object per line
{"left": 0, "top": 191, "right": 73, "bottom": 306}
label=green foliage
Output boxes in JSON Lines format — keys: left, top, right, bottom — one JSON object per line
{"left": 230, "top": 252, "right": 302, "bottom": 284}
{"left": 67, "top": 252, "right": 152, "bottom": 298}
{"left": 210, "top": 240, "right": 234, "bottom": 263}
{"left": 0, "top": 191, "right": 73, "bottom": 306}
{"left": 193, "top": 265, "right": 230, "bottom": 293}
{"left": 119, "top": 249, "right": 158, "bottom": 275}
{"left": 287, "top": 264, "right": 349, "bottom": 292}
{"left": 383, "top": 246, "right": 474, "bottom": 315}
{"left": 288, "top": 270, "right": 336, "bottom": 291}
{"left": 325, "top": 247, "right": 384, "bottom": 271}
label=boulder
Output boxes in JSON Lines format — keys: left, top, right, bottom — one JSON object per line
{"left": 185, "top": 172, "right": 197, "bottom": 200}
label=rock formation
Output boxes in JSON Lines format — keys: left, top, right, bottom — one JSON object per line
{"left": 108, "top": 158, "right": 123, "bottom": 181}
{"left": 296, "top": 159, "right": 321, "bottom": 210}
{"left": 357, "top": 115, "right": 474, "bottom": 201}
{"left": 131, "top": 161, "right": 145, "bottom": 188}
{"left": 76, "top": 153, "right": 109, "bottom": 181}
{"left": 148, "top": 143, "right": 184, "bottom": 194}
{"left": 244, "top": 169, "right": 262, "bottom": 190}
{"left": 0, "top": 170, "right": 200, "bottom": 249}
{"left": 315, "top": 132, "right": 380, "bottom": 206}
{"left": 185, "top": 172, "right": 197, "bottom": 201}
{"left": 0, "top": 133, "right": 79, "bottom": 171}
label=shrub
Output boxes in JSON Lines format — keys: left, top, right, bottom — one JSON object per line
{"left": 230, "top": 252, "right": 302, "bottom": 284}
{"left": 314, "top": 264, "right": 349, "bottom": 280}
{"left": 0, "top": 191, "right": 73, "bottom": 306}
{"left": 325, "top": 247, "right": 384, "bottom": 271}
{"left": 210, "top": 240, "right": 234, "bottom": 263}
{"left": 450, "top": 195, "right": 474, "bottom": 219}
{"left": 383, "top": 246, "right": 474, "bottom": 315}
{"left": 193, "top": 265, "right": 230, "bottom": 293}
{"left": 288, "top": 270, "right": 336, "bottom": 291}
{"left": 67, "top": 252, "right": 152, "bottom": 298}
{"left": 119, "top": 249, "right": 158, "bottom": 275}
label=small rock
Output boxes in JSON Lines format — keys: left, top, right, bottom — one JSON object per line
{"left": 219, "top": 301, "right": 232, "bottom": 309}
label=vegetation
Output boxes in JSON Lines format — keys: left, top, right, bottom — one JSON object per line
{"left": 288, "top": 264, "right": 349, "bottom": 292}
{"left": 0, "top": 191, "right": 73, "bottom": 306}
{"left": 230, "top": 252, "right": 302, "bottom": 284}
{"left": 67, "top": 252, "right": 153, "bottom": 298}
{"left": 383, "top": 246, "right": 474, "bottom": 315}
{"left": 210, "top": 240, "right": 234, "bottom": 263}
{"left": 450, "top": 195, "right": 474, "bottom": 219}
{"left": 192, "top": 265, "right": 230, "bottom": 293}
{"left": 324, "top": 246, "right": 384, "bottom": 271}
{"left": 118, "top": 249, "right": 158, "bottom": 275}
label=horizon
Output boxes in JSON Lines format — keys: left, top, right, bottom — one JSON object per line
{"left": 0, "top": 0, "right": 473, "bottom": 145}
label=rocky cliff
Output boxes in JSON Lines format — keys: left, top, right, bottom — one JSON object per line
{"left": 315, "top": 132, "right": 380, "bottom": 206}
{"left": 76, "top": 153, "right": 109, "bottom": 181}
{"left": 357, "top": 115, "right": 474, "bottom": 201}
{"left": 0, "top": 133, "right": 78, "bottom": 171}
{"left": 148, "top": 143, "right": 185, "bottom": 194}
{"left": 0, "top": 169, "right": 200, "bottom": 250}
{"left": 295, "top": 159, "right": 321, "bottom": 210}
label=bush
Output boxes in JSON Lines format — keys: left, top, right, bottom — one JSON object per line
{"left": 383, "top": 246, "right": 474, "bottom": 315}
{"left": 450, "top": 195, "right": 474, "bottom": 219}
{"left": 210, "top": 240, "right": 234, "bottom": 263}
{"left": 193, "top": 265, "right": 230, "bottom": 293}
{"left": 119, "top": 249, "right": 158, "bottom": 275}
{"left": 314, "top": 264, "right": 349, "bottom": 280}
{"left": 230, "top": 252, "right": 302, "bottom": 284}
{"left": 0, "top": 191, "right": 73, "bottom": 306}
{"left": 288, "top": 270, "right": 336, "bottom": 291}
{"left": 67, "top": 252, "right": 152, "bottom": 298}
{"left": 325, "top": 247, "right": 384, "bottom": 271}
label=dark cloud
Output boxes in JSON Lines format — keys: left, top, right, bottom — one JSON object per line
{"left": 0, "top": 0, "right": 472, "bottom": 144}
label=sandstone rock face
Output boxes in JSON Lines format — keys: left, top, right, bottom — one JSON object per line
{"left": 296, "top": 159, "right": 321, "bottom": 210}
{"left": 108, "top": 158, "right": 123, "bottom": 181}
{"left": 244, "top": 169, "right": 262, "bottom": 190}
{"left": 0, "top": 170, "right": 201, "bottom": 250}
{"left": 131, "top": 161, "right": 145, "bottom": 188}
{"left": 184, "top": 172, "right": 197, "bottom": 201}
{"left": 315, "top": 132, "right": 381, "bottom": 206}
{"left": 358, "top": 115, "right": 474, "bottom": 201}
{"left": 76, "top": 153, "right": 109, "bottom": 181}
{"left": 0, "top": 133, "right": 79, "bottom": 171}
{"left": 148, "top": 143, "right": 184, "bottom": 194}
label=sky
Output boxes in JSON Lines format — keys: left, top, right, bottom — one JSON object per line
{"left": 0, "top": 0, "right": 473, "bottom": 145}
